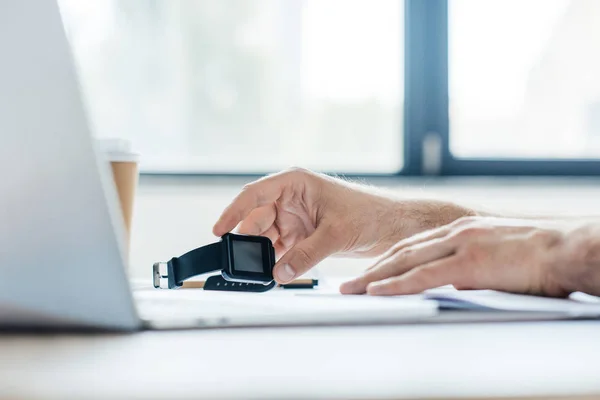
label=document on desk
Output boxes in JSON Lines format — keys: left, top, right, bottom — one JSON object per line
{"left": 423, "top": 289, "right": 600, "bottom": 317}
{"left": 297, "top": 279, "right": 600, "bottom": 320}
{"left": 135, "top": 279, "right": 600, "bottom": 329}
{"left": 135, "top": 286, "right": 439, "bottom": 329}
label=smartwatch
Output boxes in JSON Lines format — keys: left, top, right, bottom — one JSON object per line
{"left": 153, "top": 233, "right": 275, "bottom": 290}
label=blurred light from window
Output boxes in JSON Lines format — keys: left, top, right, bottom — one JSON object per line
{"left": 60, "top": 0, "right": 404, "bottom": 173}
{"left": 450, "top": 0, "right": 600, "bottom": 159}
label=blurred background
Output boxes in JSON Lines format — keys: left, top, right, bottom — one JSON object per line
{"left": 57, "top": 0, "right": 600, "bottom": 278}
{"left": 60, "top": 0, "right": 600, "bottom": 170}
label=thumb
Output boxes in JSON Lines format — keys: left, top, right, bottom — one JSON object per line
{"left": 273, "top": 227, "right": 338, "bottom": 284}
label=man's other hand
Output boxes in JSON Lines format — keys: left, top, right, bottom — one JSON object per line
{"left": 341, "top": 217, "right": 600, "bottom": 297}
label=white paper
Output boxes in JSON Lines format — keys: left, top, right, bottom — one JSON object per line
{"left": 423, "top": 289, "right": 600, "bottom": 317}
{"left": 300, "top": 279, "right": 600, "bottom": 317}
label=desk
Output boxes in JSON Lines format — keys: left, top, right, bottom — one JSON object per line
{"left": 1, "top": 321, "right": 600, "bottom": 399}
{"left": 5, "top": 178, "right": 600, "bottom": 399}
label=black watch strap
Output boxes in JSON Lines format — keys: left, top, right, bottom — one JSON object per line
{"left": 203, "top": 275, "right": 276, "bottom": 292}
{"left": 153, "top": 243, "right": 224, "bottom": 289}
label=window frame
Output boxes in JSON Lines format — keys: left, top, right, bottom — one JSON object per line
{"left": 141, "top": 0, "right": 600, "bottom": 178}
{"left": 423, "top": 0, "right": 600, "bottom": 177}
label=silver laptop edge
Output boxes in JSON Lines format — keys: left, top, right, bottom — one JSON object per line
{"left": 0, "top": 0, "right": 140, "bottom": 330}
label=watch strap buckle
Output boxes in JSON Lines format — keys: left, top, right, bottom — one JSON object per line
{"left": 153, "top": 261, "right": 180, "bottom": 289}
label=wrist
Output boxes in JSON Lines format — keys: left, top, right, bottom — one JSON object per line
{"left": 552, "top": 224, "right": 600, "bottom": 296}
{"left": 393, "top": 199, "right": 478, "bottom": 238}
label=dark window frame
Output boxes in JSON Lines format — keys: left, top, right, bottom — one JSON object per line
{"left": 416, "top": 0, "right": 600, "bottom": 177}
{"left": 142, "top": 0, "right": 600, "bottom": 178}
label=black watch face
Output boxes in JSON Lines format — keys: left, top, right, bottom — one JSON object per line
{"left": 222, "top": 233, "right": 275, "bottom": 284}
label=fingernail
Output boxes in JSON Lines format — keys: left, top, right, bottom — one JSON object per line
{"left": 366, "top": 282, "right": 386, "bottom": 295}
{"left": 339, "top": 279, "right": 363, "bottom": 294}
{"left": 275, "top": 264, "right": 295, "bottom": 283}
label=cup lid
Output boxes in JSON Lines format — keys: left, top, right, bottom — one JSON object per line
{"left": 96, "top": 138, "right": 140, "bottom": 162}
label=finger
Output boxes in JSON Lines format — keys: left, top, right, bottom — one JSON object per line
{"left": 273, "top": 227, "right": 339, "bottom": 284}
{"left": 365, "top": 224, "right": 453, "bottom": 272}
{"left": 213, "top": 176, "right": 285, "bottom": 236}
{"left": 340, "top": 237, "right": 456, "bottom": 294}
{"left": 261, "top": 225, "right": 280, "bottom": 246}
{"left": 273, "top": 238, "right": 288, "bottom": 259}
{"left": 366, "top": 256, "right": 463, "bottom": 296}
{"left": 236, "top": 205, "right": 277, "bottom": 236}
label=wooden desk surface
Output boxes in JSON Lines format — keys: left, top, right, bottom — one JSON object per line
{"left": 1, "top": 320, "right": 600, "bottom": 399}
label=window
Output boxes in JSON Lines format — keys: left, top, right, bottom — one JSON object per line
{"left": 449, "top": 0, "right": 600, "bottom": 159}
{"left": 60, "top": 0, "right": 600, "bottom": 176}
{"left": 60, "top": 0, "right": 404, "bottom": 174}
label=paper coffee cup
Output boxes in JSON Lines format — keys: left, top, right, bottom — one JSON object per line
{"left": 97, "top": 138, "right": 140, "bottom": 258}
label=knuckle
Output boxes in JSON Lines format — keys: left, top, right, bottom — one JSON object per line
{"left": 241, "top": 182, "right": 266, "bottom": 204}
{"left": 325, "top": 221, "right": 345, "bottom": 240}
{"left": 452, "top": 216, "right": 478, "bottom": 227}
{"left": 278, "top": 167, "right": 315, "bottom": 189}
{"left": 240, "top": 182, "right": 257, "bottom": 199}
{"left": 251, "top": 221, "right": 264, "bottom": 234}
{"left": 528, "top": 228, "right": 563, "bottom": 246}
{"left": 361, "top": 268, "right": 383, "bottom": 285}
{"left": 291, "top": 247, "right": 314, "bottom": 269}
{"left": 241, "top": 180, "right": 256, "bottom": 191}
{"left": 453, "top": 225, "right": 489, "bottom": 240}
{"left": 394, "top": 246, "right": 415, "bottom": 263}
{"left": 392, "top": 237, "right": 413, "bottom": 252}
{"left": 284, "top": 166, "right": 311, "bottom": 178}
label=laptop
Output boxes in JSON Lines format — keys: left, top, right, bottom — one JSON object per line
{"left": 0, "top": 0, "right": 438, "bottom": 330}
